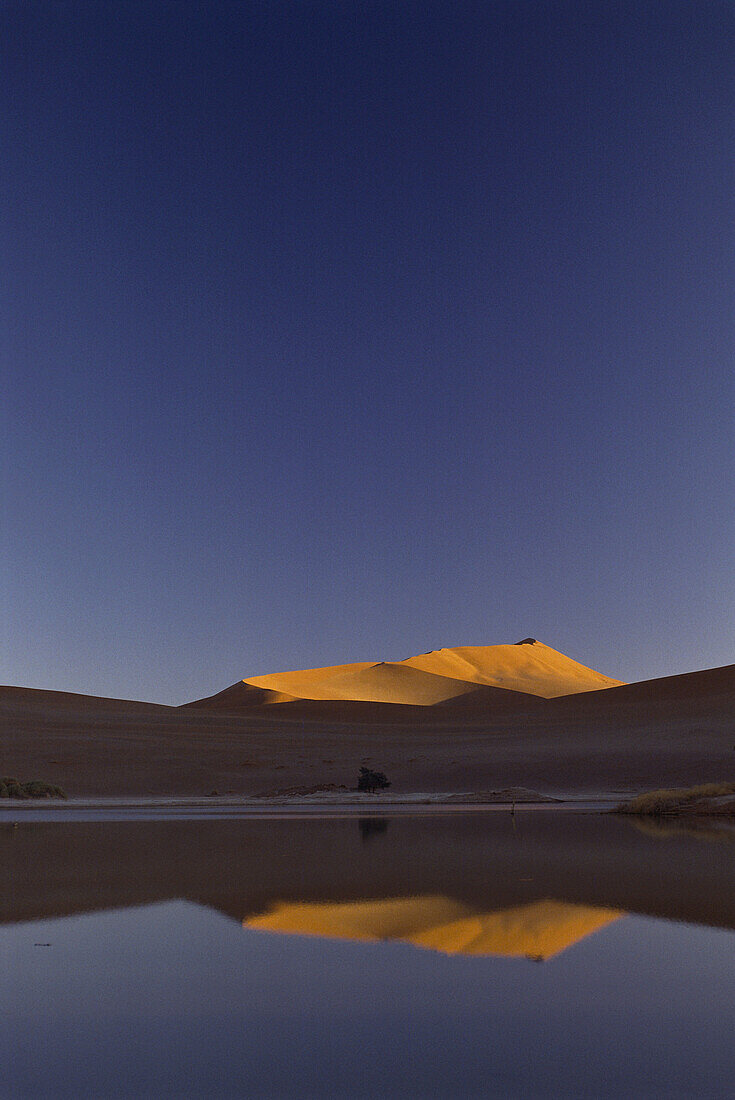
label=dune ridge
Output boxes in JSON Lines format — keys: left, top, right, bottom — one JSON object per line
{"left": 400, "top": 642, "right": 622, "bottom": 697}
{"left": 191, "top": 639, "right": 624, "bottom": 711}
{"left": 0, "top": 685, "right": 172, "bottom": 716}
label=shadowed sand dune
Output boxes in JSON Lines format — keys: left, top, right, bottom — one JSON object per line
{"left": 3, "top": 649, "right": 735, "bottom": 798}
{"left": 0, "top": 685, "right": 172, "bottom": 716}
{"left": 189, "top": 639, "right": 624, "bottom": 711}
{"left": 245, "top": 896, "right": 622, "bottom": 959}
{"left": 548, "top": 662, "right": 735, "bottom": 717}
{"left": 228, "top": 684, "right": 538, "bottom": 722}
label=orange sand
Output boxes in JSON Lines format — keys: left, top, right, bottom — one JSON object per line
{"left": 236, "top": 639, "right": 624, "bottom": 705}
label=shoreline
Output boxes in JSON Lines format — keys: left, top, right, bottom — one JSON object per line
{"left": 0, "top": 793, "right": 619, "bottom": 822}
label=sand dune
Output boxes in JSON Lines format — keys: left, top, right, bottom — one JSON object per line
{"left": 561, "top": 662, "right": 735, "bottom": 709}
{"left": 400, "top": 641, "right": 623, "bottom": 697}
{"left": 245, "top": 660, "right": 376, "bottom": 698}
{"left": 230, "top": 661, "right": 486, "bottom": 706}
{"left": 0, "top": 685, "right": 171, "bottom": 717}
{"left": 276, "top": 661, "right": 483, "bottom": 705}
{"left": 245, "top": 896, "right": 622, "bottom": 960}
{"left": 183, "top": 681, "right": 303, "bottom": 710}
{"left": 187, "top": 667, "right": 490, "bottom": 711}
{"left": 4, "top": 654, "right": 735, "bottom": 799}
{"left": 190, "top": 639, "right": 623, "bottom": 710}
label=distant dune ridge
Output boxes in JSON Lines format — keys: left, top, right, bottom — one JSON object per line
{"left": 189, "top": 639, "right": 624, "bottom": 710}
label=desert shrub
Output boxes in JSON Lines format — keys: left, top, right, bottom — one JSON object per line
{"left": 0, "top": 777, "right": 67, "bottom": 800}
{"left": 357, "top": 767, "right": 391, "bottom": 793}
{"left": 617, "top": 782, "right": 735, "bottom": 816}
{"left": 24, "top": 780, "right": 67, "bottom": 799}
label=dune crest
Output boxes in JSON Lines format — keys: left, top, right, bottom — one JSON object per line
{"left": 245, "top": 896, "right": 623, "bottom": 960}
{"left": 399, "top": 641, "right": 623, "bottom": 698}
{"left": 189, "top": 639, "right": 624, "bottom": 709}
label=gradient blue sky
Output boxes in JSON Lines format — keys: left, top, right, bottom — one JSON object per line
{"left": 2, "top": 1, "right": 733, "bottom": 703}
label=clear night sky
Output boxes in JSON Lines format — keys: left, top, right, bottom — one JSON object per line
{"left": 3, "top": 1, "right": 733, "bottom": 703}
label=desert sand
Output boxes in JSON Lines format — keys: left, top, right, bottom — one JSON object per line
{"left": 200, "top": 639, "right": 624, "bottom": 707}
{"left": 1, "top": 639, "right": 733, "bottom": 798}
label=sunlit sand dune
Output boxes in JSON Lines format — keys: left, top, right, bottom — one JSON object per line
{"left": 400, "top": 640, "right": 623, "bottom": 698}
{"left": 196, "top": 639, "right": 624, "bottom": 709}
{"left": 246, "top": 660, "right": 376, "bottom": 698}
{"left": 187, "top": 671, "right": 533, "bottom": 712}
{"left": 179, "top": 681, "right": 304, "bottom": 709}
{"left": 245, "top": 896, "right": 623, "bottom": 960}
{"left": 294, "top": 662, "right": 484, "bottom": 704}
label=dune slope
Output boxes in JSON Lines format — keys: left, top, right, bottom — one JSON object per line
{"left": 189, "top": 639, "right": 623, "bottom": 710}
{"left": 282, "top": 661, "right": 485, "bottom": 705}
{"left": 0, "top": 685, "right": 171, "bottom": 717}
{"left": 400, "top": 640, "right": 623, "bottom": 698}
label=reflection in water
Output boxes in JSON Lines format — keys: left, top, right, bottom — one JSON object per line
{"left": 3, "top": 811, "right": 735, "bottom": 1097}
{"left": 358, "top": 816, "right": 389, "bottom": 842}
{"left": 629, "top": 815, "right": 735, "bottom": 843}
{"left": 246, "top": 895, "right": 623, "bottom": 960}
{"left": 2, "top": 809, "right": 735, "bottom": 935}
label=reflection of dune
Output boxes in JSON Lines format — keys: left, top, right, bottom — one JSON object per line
{"left": 191, "top": 640, "right": 624, "bottom": 710}
{"left": 245, "top": 896, "right": 623, "bottom": 960}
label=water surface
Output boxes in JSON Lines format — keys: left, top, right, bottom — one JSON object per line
{"left": 3, "top": 810, "right": 735, "bottom": 1098}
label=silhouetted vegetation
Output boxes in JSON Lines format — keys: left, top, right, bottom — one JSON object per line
{"left": 0, "top": 777, "right": 67, "bottom": 799}
{"left": 616, "top": 782, "right": 735, "bottom": 816}
{"left": 357, "top": 767, "right": 391, "bottom": 793}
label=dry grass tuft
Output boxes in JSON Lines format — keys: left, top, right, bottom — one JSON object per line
{"left": 617, "top": 782, "right": 735, "bottom": 816}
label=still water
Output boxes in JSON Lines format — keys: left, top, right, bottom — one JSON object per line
{"left": 3, "top": 810, "right": 735, "bottom": 1098}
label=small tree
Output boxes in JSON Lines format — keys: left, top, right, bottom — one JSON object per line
{"left": 357, "top": 766, "right": 391, "bottom": 793}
